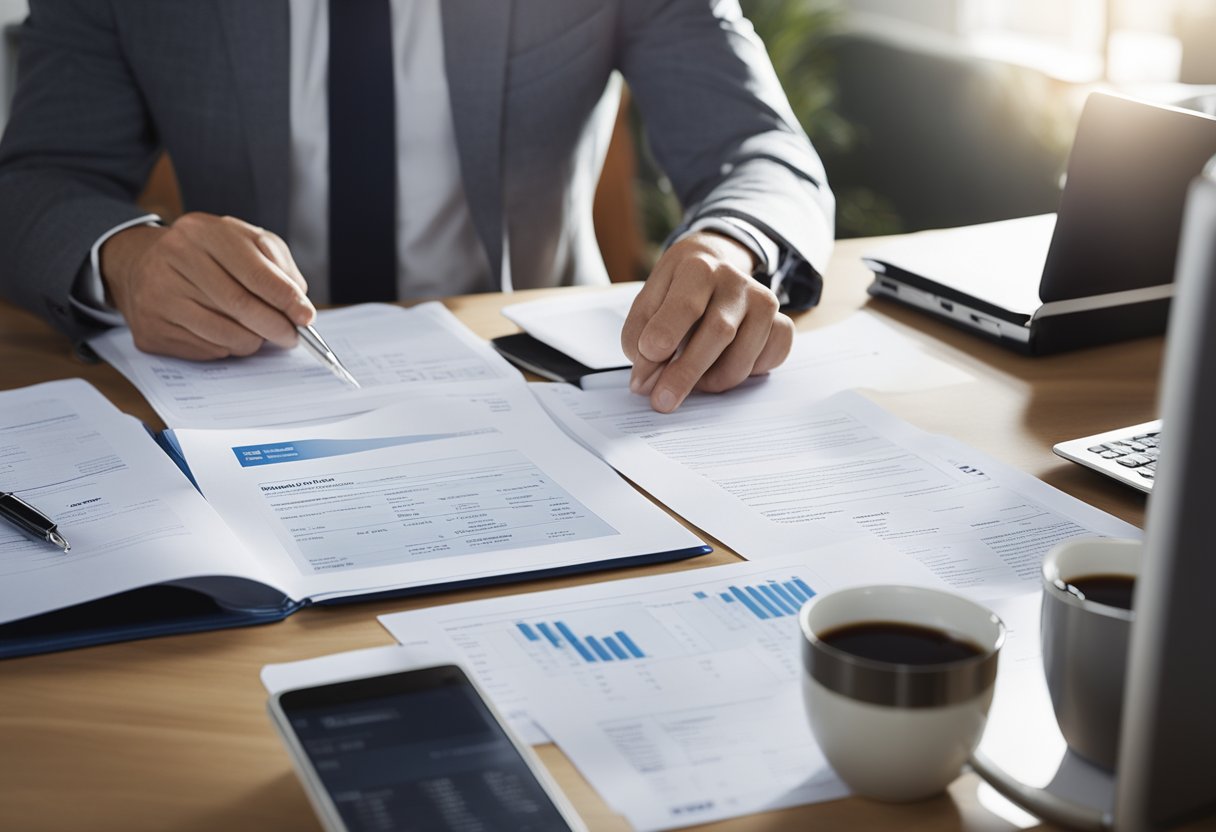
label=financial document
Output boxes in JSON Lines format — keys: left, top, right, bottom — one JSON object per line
{"left": 378, "top": 560, "right": 1069, "bottom": 831}
{"left": 379, "top": 548, "right": 930, "bottom": 742}
{"left": 534, "top": 384, "right": 1139, "bottom": 600}
{"left": 90, "top": 303, "right": 523, "bottom": 429}
{"left": 0, "top": 380, "right": 270, "bottom": 624}
{"left": 173, "top": 387, "right": 706, "bottom": 603}
{"left": 378, "top": 552, "right": 936, "bottom": 829}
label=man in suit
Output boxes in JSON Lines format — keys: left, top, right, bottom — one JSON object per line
{"left": 0, "top": 0, "right": 834, "bottom": 413}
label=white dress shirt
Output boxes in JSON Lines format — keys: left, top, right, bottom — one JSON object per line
{"left": 288, "top": 0, "right": 489, "bottom": 303}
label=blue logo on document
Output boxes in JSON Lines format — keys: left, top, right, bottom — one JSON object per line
{"left": 232, "top": 435, "right": 456, "bottom": 467}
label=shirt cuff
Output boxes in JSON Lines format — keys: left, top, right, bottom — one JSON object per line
{"left": 682, "top": 216, "right": 781, "bottom": 276}
{"left": 69, "top": 214, "right": 161, "bottom": 327}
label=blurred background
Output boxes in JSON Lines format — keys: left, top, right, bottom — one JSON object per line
{"left": 4, "top": 0, "right": 1214, "bottom": 281}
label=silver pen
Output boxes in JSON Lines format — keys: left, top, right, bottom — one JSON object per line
{"left": 0, "top": 491, "right": 71, "bottom": 552}
{"left": 296, "top": 324, "right": 362, "bottom": 388}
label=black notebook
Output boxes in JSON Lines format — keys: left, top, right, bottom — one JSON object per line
{"left": 491, "top": 332, "right": 630, "bottom": 386}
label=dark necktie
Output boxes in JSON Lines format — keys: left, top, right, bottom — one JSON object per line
{"left": 328, "top": 0, "right": 397, "bottom": 303}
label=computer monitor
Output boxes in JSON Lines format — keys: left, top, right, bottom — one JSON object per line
{"left": 1115, "top": 162, "right": 1216, "bottom": 829}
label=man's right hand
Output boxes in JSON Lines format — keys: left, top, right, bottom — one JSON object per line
{"left": 99, "top": 213, "right": 317, "bottom": 361}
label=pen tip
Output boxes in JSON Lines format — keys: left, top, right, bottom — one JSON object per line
{"left": 49, "top": 530, "right": 70, "bottom": 552}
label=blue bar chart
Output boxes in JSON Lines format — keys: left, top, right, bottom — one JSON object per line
{"left": 712, "top": 577, "right": 814, "bottom": 621}
{"left": 517, "top": 619, "right": 646, "bottom": 663}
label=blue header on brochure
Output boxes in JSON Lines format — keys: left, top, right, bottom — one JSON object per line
{"left": 232, "top": 434, "right": 455, "bottom": 467}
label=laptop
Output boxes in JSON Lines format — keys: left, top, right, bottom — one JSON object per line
{"left": 864, "top": 92, "right": 1216, "bottom": 355}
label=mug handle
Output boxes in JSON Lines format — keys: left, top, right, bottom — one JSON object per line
{"left": 968, "top": 750, "right": 1113, "bottom": 831}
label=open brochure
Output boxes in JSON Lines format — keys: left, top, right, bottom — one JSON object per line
{"left": 0, "top": 377, "right": 707, "bottom": 658}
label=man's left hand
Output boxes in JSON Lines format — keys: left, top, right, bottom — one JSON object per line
{"left": 620, "top": 231, "right": 795, "bottom": 413}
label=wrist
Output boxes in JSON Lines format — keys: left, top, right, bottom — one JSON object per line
{"left": 99, "top": 225, "right": 165, "bottom": 306}
{"left": 693, "top": 229, "right": 758, "bottom": 275}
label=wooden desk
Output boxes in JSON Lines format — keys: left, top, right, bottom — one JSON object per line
{"left": 0, "top": 238, "right": 1177, "bottom": 831}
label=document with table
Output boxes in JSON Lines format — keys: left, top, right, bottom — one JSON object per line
{"left": 169, "top": 387, "right": 704, "bottom": 604}
{"left": 532, "top": 324, "right": 1138, "bottom": 600}
{"left": 89, "top": 302, "right": 525, "bottom": 428}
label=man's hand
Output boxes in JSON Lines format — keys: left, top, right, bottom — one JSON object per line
{"left": 620, "top": 231, "right": 795, "bottom": 413}
{"left": 100, "top": 213, "right": 317, "bottom": 360}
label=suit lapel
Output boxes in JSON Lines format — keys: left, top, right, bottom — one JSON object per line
{"left": 441, "top": 0, "right": 511, "bottom": 283}
{"left": 216, "top": 0, "right": 291, "bottom": 237}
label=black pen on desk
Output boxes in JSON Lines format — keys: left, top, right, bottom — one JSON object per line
{"left": 0, "top": 491, "right": 71, "bottom": 552}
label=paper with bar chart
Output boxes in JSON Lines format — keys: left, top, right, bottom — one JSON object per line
{"left": 379, "top": 545, "right": 929, "bottom": 740}
{"left": 378, "top": 550, "right": 933, "bottom": 828}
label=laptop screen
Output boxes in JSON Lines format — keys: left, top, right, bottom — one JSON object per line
{"left": 1040, "top": 93, "right": 1216, "bottom": 303}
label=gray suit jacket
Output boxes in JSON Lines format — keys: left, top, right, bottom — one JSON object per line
{"left": 0, "top": 0, "right": 834, "bottom": 342}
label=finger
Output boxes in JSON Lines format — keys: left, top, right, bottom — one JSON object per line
{"left": 176, "top": 253, "right": 301, "bottom": 349}
{"left": 176, "top": 300, "right": 267, "bottom": 357}
{"left": 204, "top": 218, "right": 315, "bottom": 326}
{"left": 132, "top": 318, "right": 232, "bottom": 362}
{"left": 251, "top": 226, "right": 310, "bottom": 295}
{"left": 696, "top": 287, "right": 782, "bottom": 392}
{"left": 696, "top": 308, "right": 776, "bottom": 394}
{"left": 629, "top": 357, "right": 664, "bottom": 396}
{"left": 165, "top": 322, "right": 237, "bottom": 361}
{"left": 636, "top": 258, "right": 716, "bottom": 365}
{"left": 621, "top": 264, "right": 674, "bottom": 371}
{"left": 648, "top": 295, "right": 745, "bottom": 412}
{"left": 750, "top": 314, "right": 796, "bottom": 376}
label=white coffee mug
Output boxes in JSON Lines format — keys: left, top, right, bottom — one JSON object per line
{"left": 799, "top": 585, "right": 1005, "bottom": 802}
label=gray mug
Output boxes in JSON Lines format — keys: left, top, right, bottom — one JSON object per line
{"left": 1040, "top": 538, "right": 1140, "bottom": 772}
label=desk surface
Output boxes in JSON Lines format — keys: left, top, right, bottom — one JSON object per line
{"left": 0, "top": 237, "right": 1189, "bottom": 831}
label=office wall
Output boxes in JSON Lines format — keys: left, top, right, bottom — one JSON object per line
{"left": 0, "top": 0, "right": 27, "bottom": 131}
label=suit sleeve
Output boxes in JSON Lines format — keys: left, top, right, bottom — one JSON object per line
{"left": 0, "top": 0, "right": 160, "bottom": 341}
{"left": 617, "top": 0, "right": 835, "bottom": 308}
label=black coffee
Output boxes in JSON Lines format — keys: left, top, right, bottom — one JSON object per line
{"left": 819, "top": 621, "right": 984, "bottom": 665}
{"left": 1064, "top": 574, "right": 1136, "bottom": 611}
